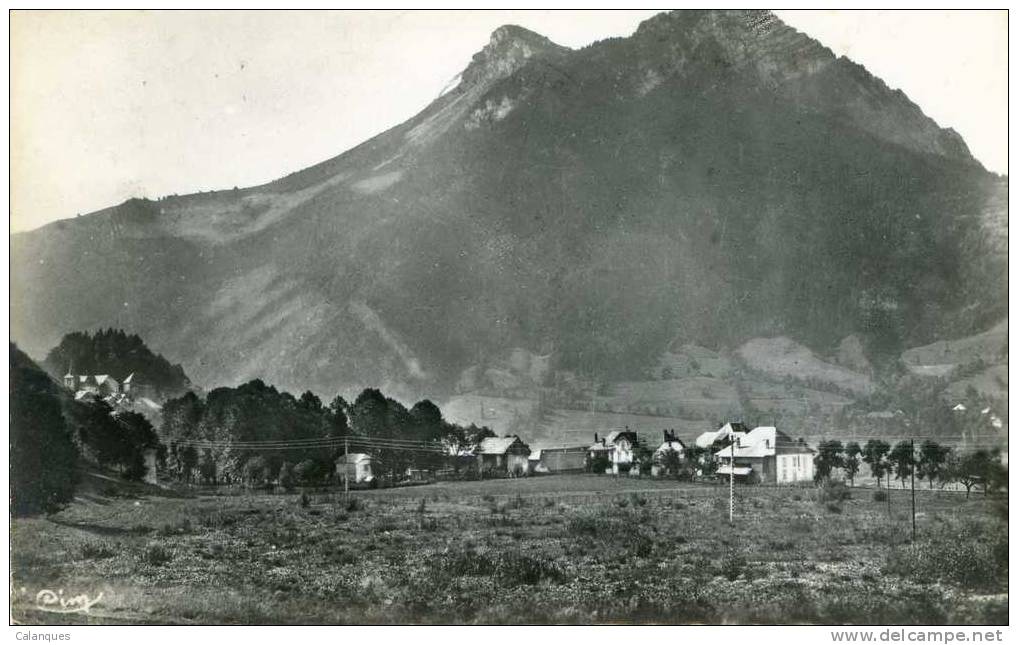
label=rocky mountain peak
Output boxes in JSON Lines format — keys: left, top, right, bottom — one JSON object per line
{"left": 460, "top": 24, "right": 568, "bottom": 88}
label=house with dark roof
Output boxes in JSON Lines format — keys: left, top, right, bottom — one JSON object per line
{"left": 477, "top": 435, "right": 530, "bottom": 477}
{"left": 651, "top": 430, "right": 686, "bottom": 477}
{"left": 588, "top": 428, "right": 641, "bottom": 475}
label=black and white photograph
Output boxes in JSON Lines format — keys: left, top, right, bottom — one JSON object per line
{"left": 7, "top": 8, "right": 1009, "bottom": 627}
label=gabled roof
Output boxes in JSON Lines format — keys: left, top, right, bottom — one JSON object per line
{"left": 94, "top": 374, "right": 118, "bottom": 386}
{"left": 655, "top": 440, "right": 686, "bottom": 454}
{"left": 338, "top": 453, "right": 371, "bottom": 464}
{"left": 695, "top": 422, "right": 747, "bottom": 448}
{"left": 124, "top": 373, "right": 135, "bottom": 383}
{"left": 714, "top": 427, "right": 813, "bottom": 459}
{"left": 590, "top": 430, "right": 639, "bottom": 451}
{"left": 478, "top": 436, "right": 526, "bottom": 455}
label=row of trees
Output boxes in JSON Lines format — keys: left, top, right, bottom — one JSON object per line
{"left": 814, "top": 438, "right": 1006, "bottom": 496}
{"left": 160, "top": 381, "right": 496, "bottom": 487}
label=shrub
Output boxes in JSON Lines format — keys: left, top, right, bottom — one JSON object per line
{"left": 345, "top": 497, "right": 365, "bottom": 512}
{"left": 873, "top": 490, "right": 888, "bottom": 502}
{"left": 719, "top": 551, "right": 747, "bottom": 581}
{"left": 417, "top": 498, "right": 427, "bottom": 514}
{"left": 79, "top": 541, "right": 116, "bottom": 560}
{"left": 826, "top": 502, "right": 843, "bottom": 514}
{"left": 300, "top": 493, "right": 310, "bottom": 508}
{"left": 140, "top": 543, "right": 173, "bottom": 566}
{"left": 819, "top": 480, "right": 851, "bottom": 503}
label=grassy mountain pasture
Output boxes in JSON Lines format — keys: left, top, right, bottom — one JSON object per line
{"left": 11, "top": 476, "right": 1006, "bottom": 625}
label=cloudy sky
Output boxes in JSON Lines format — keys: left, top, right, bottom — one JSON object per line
{"left": 10, "top": 10, "right": 1007, "bottom": 232}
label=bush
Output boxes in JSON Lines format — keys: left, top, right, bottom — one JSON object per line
{"left": 719, "top": 551, "right": 747, "bottom": 581}
{"left": 140, "top": 543, "right": 173, "bottom": 566}
{"left": 79, "top": 541, "right": 116, "bottom": 560}
{"left": 345, "top": 497, "right": 365, "bottom": 512}
{"left": 873, "top": 490, "right": 888, "bottom": 502}
{"left": 819, "top": 480, "right": 851, "bottom": 503}
{"left": 826, "top": 502, "right": 843, "bottom": 514}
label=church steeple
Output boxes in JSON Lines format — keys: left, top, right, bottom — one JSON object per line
{"left": 63, "top": 362, "right": 76, "bottom": 390}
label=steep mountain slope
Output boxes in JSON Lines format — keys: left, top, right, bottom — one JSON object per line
{"left": 11, "top": 11, "right": 1007, "bottom": 400}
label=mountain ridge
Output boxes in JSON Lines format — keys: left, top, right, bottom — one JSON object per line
{"left": 11, "top": 10, "right": 1007, "bottom": 408}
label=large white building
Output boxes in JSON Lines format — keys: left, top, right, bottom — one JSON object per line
{"left": 714, "top": 426, "right": 815, "bottom": 483}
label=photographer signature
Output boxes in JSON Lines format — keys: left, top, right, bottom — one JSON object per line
{"left": 33, "top": 589, "right": 103, "bottom": 614}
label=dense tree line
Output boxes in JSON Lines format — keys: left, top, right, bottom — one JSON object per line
{"left": 160, "top": 381, "right": 494, "bottom": 487}
{"left": 43, "top": 328, "right": 191, "bottom": 397}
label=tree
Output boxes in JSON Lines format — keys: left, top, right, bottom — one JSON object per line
{"left": 888, "top": 441, "right": 915, "bottom": 489}
{"left": 11, "top": 344, "right": 80, "bottom": 516}
{"left": 657, "top": 449, "right": 683, "bottom": 480}
{"left": 294, "top": 459, "right": 325, "bottom": 486}
{"left": 243, "top": 455, "right": 269, "bottom": 488}
{"left": 299, "top": 390, "right": 323, "bottom": 412}
{"left": 947, "top": 449, "right": 1004, "bottom": 498}
{"left": 862, "top": 439, "right": 891, "bottom": 488}
{"left": 813, "top": 440, "right": 845, "bottom": 483}
{"left": 916, "top": 440, "right": 951, "bottom": 489}
{"left": 278, "top": 461, "right": 296, "bottom": 491}
{"left": 843, "top": 441, "right": 862, "bottom": 486}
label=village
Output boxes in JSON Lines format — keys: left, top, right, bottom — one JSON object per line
{"left": 340, "top": 422, "right": 817, "bottom": 487}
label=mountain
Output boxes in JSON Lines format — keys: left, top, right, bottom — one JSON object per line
{"left": 11, "top": 10, "right": 1007, "bottom": 407}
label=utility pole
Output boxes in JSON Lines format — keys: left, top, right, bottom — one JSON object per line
{"left": 910, "top": 438, "right": 917, "bottom": 542}
{"left": 729, "top": 439, "right": 735, "bottom": 524}
{"left": 344, "top": 435, "right": 349, "bottom": 504}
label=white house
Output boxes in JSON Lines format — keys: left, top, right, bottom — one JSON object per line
{"left": 337, "top": 453, "right": 374, "bottom": 484}
{"left": 588, "top": 429, "right": 641, "bottom": 475}
{"left": 714, "top": 426, "right": 814, "bottom": 484}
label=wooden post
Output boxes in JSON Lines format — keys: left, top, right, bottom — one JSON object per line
{"left": 910, "top": 438, "right": 917, "bottom": 542}
{"left": 344, "top": 435, "right": 349, "bottom": 504}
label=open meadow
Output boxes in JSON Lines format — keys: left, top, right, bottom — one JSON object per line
{"left": 10, "top": 473, "right": 1007, "bottom": 625}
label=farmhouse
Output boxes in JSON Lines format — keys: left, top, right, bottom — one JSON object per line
{"left": 588, "top": 429, "right": 641, "bottom": 475}
{"left": 477, "top": 435, "right": 531, "bottom": 477}
{"left": 714, "top": 426, "right": 815, "bottom": 483}
{"left": 651, "top": 430, "right": 686, "bottom": 477}
{"left": 337, "top": 453, "right": 375, "bottom": 484}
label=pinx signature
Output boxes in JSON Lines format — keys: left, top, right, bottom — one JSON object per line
{"left": 34, "top": 589, "right": 104, "bottom": 614}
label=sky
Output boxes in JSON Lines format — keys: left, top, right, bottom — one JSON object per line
{"left": 9, "top": 10, "right": 1008, "bottom": 233}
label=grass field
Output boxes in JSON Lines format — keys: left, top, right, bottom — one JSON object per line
{"left": 10, "top": 474, "right": 1007, "bottom": 625}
